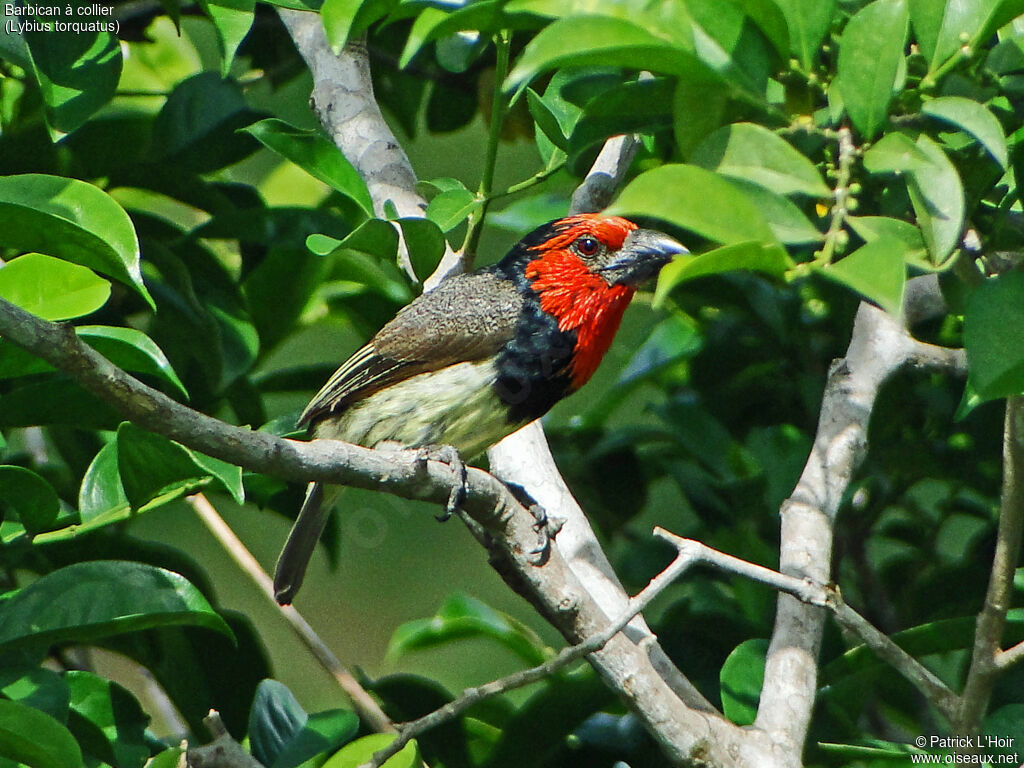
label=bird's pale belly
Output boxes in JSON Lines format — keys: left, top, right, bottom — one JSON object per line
{"left": 313, "top": 359, "right": 528, "bottom": 459}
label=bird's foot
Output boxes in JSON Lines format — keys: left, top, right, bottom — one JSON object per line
{"left": 506, "top": 483, "right": 563, "bottom": 565}
{"left": 415, "top": 444, "right": 468, "bottom": 521}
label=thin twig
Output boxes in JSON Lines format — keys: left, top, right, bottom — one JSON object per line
{"left": 653, "top": 530, "right": 963, "bottom": 724}
{"left": 653, "top": 529, "right": 828, "bottom": 607}
{"left": 186, "top": 710, "right": 265, "bottom": 768}
{"left": 955, "top": 395, "right": 1024, "bottom": 732}
{"left": 362, "top": 527, "right": 714, "bottom": 768}
{"left": 996, "top": 640, "right": 1024, "bottom": 671}
{"left": 187, "top": 493, "right": 396, "bottom": 734}
{"left": 817, "top": 126, "right": 857, "bottom": 264}
{"left": 826, "top": 590, "right": 959, "bottom": 721}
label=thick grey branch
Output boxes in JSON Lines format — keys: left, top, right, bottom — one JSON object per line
{"left": 277, "top": 10, "right": 455, "bottom": 281}
{"left": 756, "top": 289, "right": 966, "bottom": 762}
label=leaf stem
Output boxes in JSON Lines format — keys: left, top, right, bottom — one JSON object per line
{"left": 815, "top": 126, "right": 857, "bottom": 264}
{"left": 461, "top": 30, "right": 511, "bottom": 264}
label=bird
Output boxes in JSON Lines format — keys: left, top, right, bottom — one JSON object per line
{"left": 273, "top": 213, "right": 687, "bottom": 604}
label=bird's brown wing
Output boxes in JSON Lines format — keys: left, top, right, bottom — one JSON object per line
{"left": 298, "top": 270, "right": 524, "bottom": 428}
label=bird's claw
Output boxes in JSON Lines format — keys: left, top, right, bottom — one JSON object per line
{"left": 415, "top": 445, "right": 467, "bottom": 522}
{"left": 505, "top": 483, "right": 561, "bottom": 565}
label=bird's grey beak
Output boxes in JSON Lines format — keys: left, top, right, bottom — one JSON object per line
{"left": 599, "top": 228, "right": 689, "bottom": 286}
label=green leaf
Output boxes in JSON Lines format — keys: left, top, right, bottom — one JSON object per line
{"left": 187, "top": 449, "right": 245, "bottom": 505}
{"left": 0, "top": 252, "right": 110, "bottom": 320}
{"left": 0, "top": 561, "right": 231, "bottom": 651}
{"left": 387, "top": 593, "right": 547, "bottom": 666}
{"left": 0, "top": 174, "right": 149, "bottom": 306}
{"left": 196, "top": 0, "right": 255, "bottom": 76}
{"left": 272, "top": 710, "right": 360, "bottom": 768}
{"left": 653, "top": 240, "right": 793, "bottom": 306}
{"left": 726, "top": 179, "right": 824, "bottom": 245}
{"left": 921, "top": 96, "right": 1008, "bottom": 168}
{"left": 398, "top": 218, "right": 447, "bottom": 282}
{"left": 66, "top": 671, "right": 149, "bottom": 768}
{"left": 527, "top": 88, "right": 569, "bottom": 151}
{"left": 819, "top": 237, "right": 908, "bottom": 316}
{"left": 116, "top": 422, "right": 243, "bottom": 509}
{"left": 862, "top": 132, "right": 933, "bottom": 174}
{"left": 79, "top": 326, "right": 188, "bottom": 398}
{"left": 567, "top": 78, "right": 675, "bottom": 167}
{"left": 78, "top": 441, "right": 128, "bottom": 521}
{"left": 673, "top": 77, "right": 727, "bottom": 159}
{"left": 0, "top": 699, "right": 82, "bottom": 768}
{"left": 424, "top": 188, "right": 479, "bottom": 232}
{"left": 909, "top": 0, "right": 1005, "bottom": 75}
{"left": 692, "top": 122, "right": 830, "bottom": 198}
{"left": 310, "top": 218, "right": 399, "bottom": 260}
{"left": 250, "top": 680, "right": 307, "bottom": 768}
{"left": 607, "top": 164, "right": 780, "bottom": 246}
{"left": 322, "top": 734, "right": 418, "bottom": 768}
{"left": 720, "top": 638, "right": 768, "bottom": 725}
{"left": 906, "top": 134, "right": 965, "bottom": 265}
{"left": 964, "top": 272, "right": 1024, "bottom": 401}
{"left": 0, "top": 466, "right": 60, "bottom": 535}
{"left": 835, "top": 0, "right": 908, "bottom": 139}
{"left": 24, "top": 23, "right": 121, "bottom": 138}
{"left": 322, "top": 0, "right": 392, "bottom": 52}
{"left": 0, "top": 658, "right": 69, "bottom": 720}
{"left": 505, "top": 16, "right": 711, "bottom": 94}
{"left": 400, "top": 2, "right": 521, "bottom": 69}
{"left": 772, "top": 0, "right": 835, "bottom": 70}
{"left": 152, "top": 72, "right": 262, "bottom": 174}
{"left": 243, "top": 119, "right": 373, "bottom": 215}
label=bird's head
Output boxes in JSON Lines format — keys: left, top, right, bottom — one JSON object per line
{"left": 518, "top": 214, "right": 688, "bottom": 288}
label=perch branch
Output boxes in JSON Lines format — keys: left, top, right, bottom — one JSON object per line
{"left": 187, "top": 493, "right": 396, "bottom": 734}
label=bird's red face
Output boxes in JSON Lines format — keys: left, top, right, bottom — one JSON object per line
{"left": 523, "top": 214, "right": 686, "bottom": 388}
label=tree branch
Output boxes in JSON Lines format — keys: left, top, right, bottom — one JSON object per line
{"left": 0, "top": 294, "right": 753, "bottom": 764}
{"left": 755, "top": 287, "right": 966, "bottom": 760}
{"left": 955, "top": 395, "right": 1024, "bottom": 732}
{"left": 276, "top": 10, "right": 455, "bottom": 283}
{"left": 364, "top": 523, "right": 719, "bottom": 768}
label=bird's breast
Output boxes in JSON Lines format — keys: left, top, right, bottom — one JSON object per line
{"left": 314, "top": 358, "right": 527, "bottom": 459}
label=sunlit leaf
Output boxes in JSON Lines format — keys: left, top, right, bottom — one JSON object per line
{"left": 243, "top": 119, "right": 373, "bottom": 215}
{"left": 819, "top": 237, "right": 908, "bottom": 316}
{"left": 196, "top": 0, "right": 255, "bottom": 76}
{"left": 720, "top": 639, "right": 768, "bottom": 725}
{"left": 835, "top": 0, "right": 908, "bottom": 139}
{"left": 0, "top": 252, "right": 110, "bottom": 320}
{"left": 0, "top": 174, "right": 149, "bottom": 306}
{"left": 692, "top": 122, "right": 830, "bottom": 198}
{"left": 921, "top": 96, "right": 1008, "bottom": 168}
{"left": 0, "top": 699, "right": 82, "bottom": 768}
{"left": 906, "top": 134, "right": 965, "bottom": 265}
{"left": 607, "top": 164, "right": 780, "bottom": 246}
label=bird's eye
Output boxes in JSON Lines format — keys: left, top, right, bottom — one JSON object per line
{"left": 576, "top": 236, "right": 600, "bottom": 256}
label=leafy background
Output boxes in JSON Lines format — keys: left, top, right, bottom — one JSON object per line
{"left": 1, "top": 0, "right": 1024, "bottom": 766}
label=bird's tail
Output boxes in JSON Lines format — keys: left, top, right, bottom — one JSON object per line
{"left": 274, "top": 482, "right": 340, "bottom": 605}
